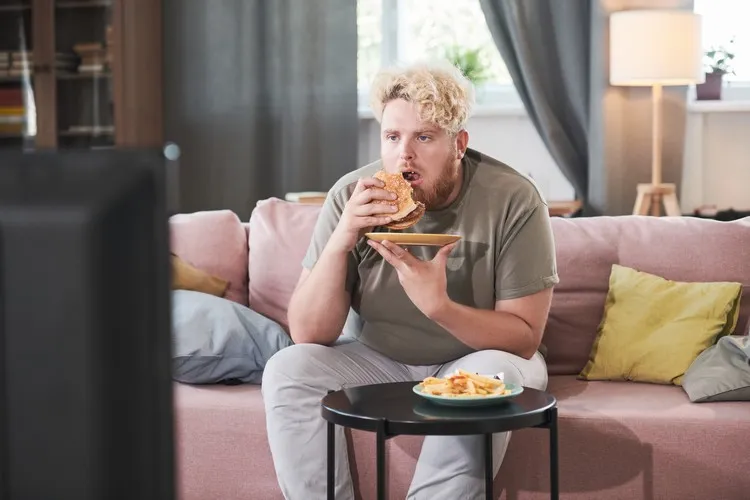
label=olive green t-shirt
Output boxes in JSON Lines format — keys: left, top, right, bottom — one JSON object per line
{"left": 301, "top": 148, "right": 559, "bottom": 365}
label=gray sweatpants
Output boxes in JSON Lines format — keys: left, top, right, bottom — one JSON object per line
{"left": 261, "top": 339, "right": 548, "bottom": 500}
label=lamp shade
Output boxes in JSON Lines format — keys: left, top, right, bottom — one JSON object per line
{"left": 610, "top": 10, "right": 704, "bottom": 86}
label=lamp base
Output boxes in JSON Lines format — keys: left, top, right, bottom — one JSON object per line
{"left": 632, "top": 183, "right": 681, "bottom": 217}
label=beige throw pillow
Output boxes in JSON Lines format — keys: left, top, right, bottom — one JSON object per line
{"left": 171, "top": 254, "right": 228, "bottom": 298}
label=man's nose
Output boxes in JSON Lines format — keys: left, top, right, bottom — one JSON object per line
{"left": 399, "top": 146, "right": 415, "bottom": 161}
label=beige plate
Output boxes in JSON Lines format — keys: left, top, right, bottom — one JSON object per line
{"left": 365, "top": 233, "right": 461, "bottom": 247}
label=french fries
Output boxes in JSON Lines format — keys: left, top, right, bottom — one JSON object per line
{"left": 419, "top": 369, "right": 512, "bottom": 398}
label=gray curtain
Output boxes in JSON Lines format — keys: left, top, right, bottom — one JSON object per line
{"left": 163, "top": 0, "right": 358, "bottom": 220}
{"left": 480, "top": 0, "right": 590, "bottom": 202}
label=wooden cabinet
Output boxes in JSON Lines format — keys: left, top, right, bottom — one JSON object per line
{"left": 0, "top": 0, "right": 161, "bottom": 150}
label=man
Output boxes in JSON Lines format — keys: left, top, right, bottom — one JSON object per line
{"left": 262, "top": 61, "right": 559, "bottom": 500}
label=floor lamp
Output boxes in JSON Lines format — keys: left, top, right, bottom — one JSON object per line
{"left": 610, "top": 10, "right": 704, "bottom": 216}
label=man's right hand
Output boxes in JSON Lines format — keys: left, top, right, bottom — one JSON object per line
{"left": 328, "top": 177, "right": 398, "bottom": 253}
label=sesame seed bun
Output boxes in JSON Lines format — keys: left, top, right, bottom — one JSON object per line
{"left": 373, "top": 170, "right": 425, "bottom": 230}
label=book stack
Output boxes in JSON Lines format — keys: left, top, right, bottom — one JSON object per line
{"left": 284, "top": 192, "right": 328, "bottom": 205}
{"left": 105, "top": 24, "right": 114, "bottom": 68}
{"left": 1, "top": 51, "right": 77, "bottom": 76}
{"left": 73, "top": 42, "right": 107, "bottom": 74}
{"left": 0, "top": 51, "right": 9, "bottom": 76}
{"left": 0, "top": 87, "right": 25, "bottom": 136}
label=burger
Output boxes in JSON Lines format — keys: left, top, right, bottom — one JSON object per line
{"left": 373, "top": 169, "right": 425, "bottom": 230}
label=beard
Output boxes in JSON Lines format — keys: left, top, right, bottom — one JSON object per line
{"left": 412, "top": 151, "right": 461, "bottom": 210}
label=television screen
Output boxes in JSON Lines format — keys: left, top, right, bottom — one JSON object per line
{"left": 0, "top": 150, "right": 175, "bottom": 500}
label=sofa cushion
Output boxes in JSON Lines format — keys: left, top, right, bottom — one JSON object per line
{"left": 171, "top": 290, "right": 293, "bottom": 385}
{"left": 174, "top": 383, "right": 284, "bottom": 500}
{"left": 170, "top": 210, "right": 249, "bottom": 306}
{"left": 496, "top": 375, "right": 750, "bottom": 500}
{"left": 546, "top": 216, "right": 750, "bottom": 376}
{"left": 550, "top": 374, "right": 750, "bottom": 422}
{"left": 248, "top": 198, "right": 322, "bottom": 329}
{"left": 683, "top": 334, "right": 750, "bottom": 402}
{"left": 579, "top": 264, "right": 742, "bottom": 385}
{"left": 173, "top": 375, "right": 750, "bottom": 500}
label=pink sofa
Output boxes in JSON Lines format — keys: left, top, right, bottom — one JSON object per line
{"left": 171, "top": 198, "right": 750, "bottom": 500}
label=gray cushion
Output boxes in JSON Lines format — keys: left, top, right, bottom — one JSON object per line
{"left": 682, "top": 335, "right": 750, "bottom": 402}
{"left": 171, "top": 290, "right": 294, "bottom": 384}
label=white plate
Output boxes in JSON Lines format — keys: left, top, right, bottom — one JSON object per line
{"left": 413, "top": 382, "right": 524, "bottom": 407}
{"left": 365, "top": 233, "right": 461, "bottom": 247}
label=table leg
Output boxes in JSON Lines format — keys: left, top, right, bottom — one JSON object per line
{"left": 484, "top": 433, "right": 493, "bottom": 500}
{"left": 549, "top": 407, "right": 559, "bottom": 500}
{"left": 376, "top": 419, "right": 387, "bottom": 500}
{"left": 327, "top": 421, "right": 335, "bottom": 500}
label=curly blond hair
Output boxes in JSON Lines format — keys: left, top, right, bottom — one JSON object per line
{"left": 369, "top": 60, "right": 475, "bottom": 135}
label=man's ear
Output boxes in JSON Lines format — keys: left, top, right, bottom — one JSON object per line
{"left": 456, "top": 129, "right": 469, "bottom": 159}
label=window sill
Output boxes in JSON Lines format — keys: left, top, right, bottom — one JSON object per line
{"left": 358, "top": 84, "right": 525, "bottom": 121}
{"left": 358, "top": 103, "right": 527, "bottom": 120}
{"left": 687, "top": 100, "right": 750, "bottom": 113}
{"left": 470, "top": 104, "right": 527, "bottom": 117}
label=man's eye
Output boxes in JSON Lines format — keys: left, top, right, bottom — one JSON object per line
{"left": 418, "top": 135, "right": 430, "bottom": 142}
{"left": 386, "top": 135, "right": 398, "bottom": 142}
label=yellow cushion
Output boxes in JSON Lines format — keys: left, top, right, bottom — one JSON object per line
{"left": 171, "top": 254, "right": 229, "bottom": 298}
{"left": 579, "top": 264, "right": 742, "bottom": 386}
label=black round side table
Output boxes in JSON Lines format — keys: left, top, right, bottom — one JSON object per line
{"left": 321, "top": 381, "right": 558, "bottom": 500}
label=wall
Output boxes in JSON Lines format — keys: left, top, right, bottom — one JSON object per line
{"left": 164, "top": 0, "right": 748, "bottom": 215}
{"left": 360, "top": 102, "right": 750, "bottom": 212}
{"left": 358, "top": 108, "right": 576, "bottom": 201}
{"left": 361, "top": 0, "right": 713, "bottom": 213}
{"left": 587, "top": 0, "right": 695, "bottom": 215}
{"left": 682, "top": 103, "right": 750, "bottom": 212}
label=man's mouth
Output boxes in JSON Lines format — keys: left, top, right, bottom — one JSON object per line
{"left": 402, "top": 170, "right": 422, "bottom": 183}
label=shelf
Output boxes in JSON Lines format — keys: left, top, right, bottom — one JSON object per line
{"left": 0, "top": 5, "right": 30, "bottom": 13}
{"left": 688, "top": 100, "right": 750, "bottom": 113}
{"left": 548, "top": 200, "right": 583, "bottom": 217}
{"left": 0, "top": 75, "right": 29, "bottom": 82}
{"left": 56, "top": 1, "right": 111, "bottom": 8}
{"left": 0, "top": 133, "right": 32, "bottom": 140}
{"left": 57, "top": 71, "right": 111, "bottom": 80}
{"left": 57, "top": 129, "right": 114, "bottom": 148}
{"left": 59, "top": 127, "right": 114, "bottom": 137}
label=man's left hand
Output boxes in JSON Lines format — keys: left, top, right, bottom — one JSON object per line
{"left": 367, "top": 239, "right": 458, "bottom": 317}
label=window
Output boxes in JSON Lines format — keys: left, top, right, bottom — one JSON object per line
{"left": 357, "top": 0, "right": 383, "bottom": 90}
{"left": 356, "top": 0, "right": 518, "bottom": 109}
{"left": 694, "top": 0, "right": 750, "bottom": 83}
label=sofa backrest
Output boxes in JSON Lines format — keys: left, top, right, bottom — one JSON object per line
{"left": 169, "top": 210, "right": 249, "bottom": 306}
{"left": 247, "top": 198, "right": 322, "bottom": 330}
{"left": 546, "top": 215, "right": 750, "bottom": 375}
{"left": 170, "top": 202, "right": 750, "bottom": 377}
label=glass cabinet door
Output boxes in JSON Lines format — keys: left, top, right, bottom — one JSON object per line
{"left": 1, "top": 0, "right": 161, "bottom": 151}
{"left": 0, "top": 0, "right": 35, "bottom": 150}
{"left": 54, "top": 0, "right": 114, "bottom": 149}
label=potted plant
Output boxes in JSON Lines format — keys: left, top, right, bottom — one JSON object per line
{"left": 444, "top": 45, "right": 492, "bottom": 100}
{"left": 696, "top": 38, "right": 736, "bottom": 100}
